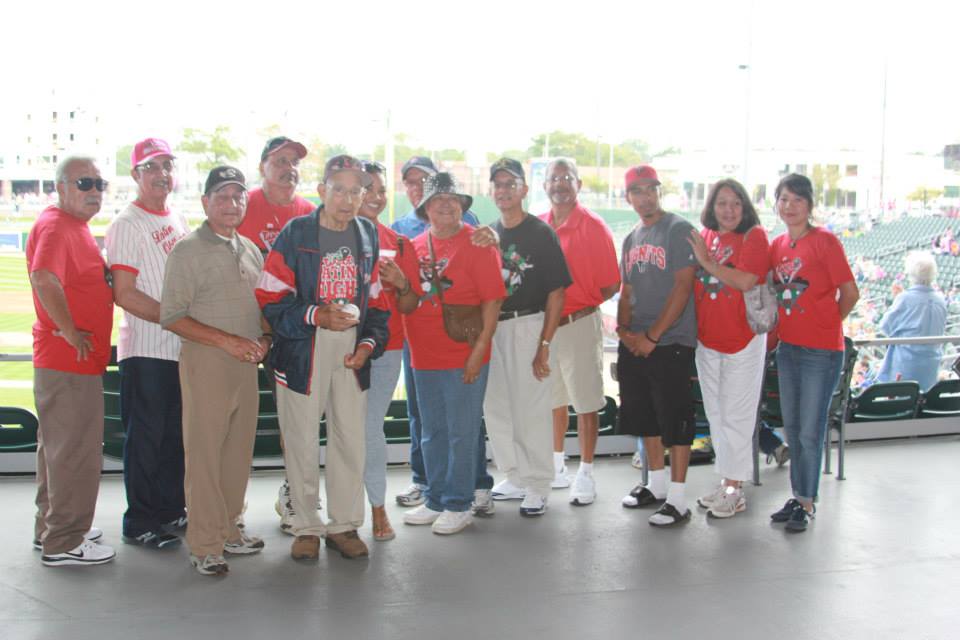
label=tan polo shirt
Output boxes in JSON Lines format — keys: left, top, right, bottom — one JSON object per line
{"left": 160, "top": 221, "right": 263, "bottom": 341}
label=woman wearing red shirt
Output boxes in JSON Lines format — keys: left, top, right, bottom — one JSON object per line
{"left": 769, "top": 174, "right": 859, "bottom": 533}
{"left": 400, "top": 173, "right": 506, "bottom": 535}
{"left": 687, "top": 179, "right": 769, "bottom": 520}
{"left": 358, "top": 162, "right": 421, "bottom": 542}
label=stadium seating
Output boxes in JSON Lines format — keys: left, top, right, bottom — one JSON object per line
{"left": 918, "top": 379, "right": 960, "bottom": 418}
{"left": 848, "top": 381, "right": 921, "bottom": 422}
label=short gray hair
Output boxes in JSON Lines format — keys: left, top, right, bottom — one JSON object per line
{"left": 545, "top": 157, "right": 579, "bottom": 181}
{"left": 55, "top": 155, "right": 97, "bottom": 184}
{"left": 905, "top": 250, "right": 937, "bottom": 286}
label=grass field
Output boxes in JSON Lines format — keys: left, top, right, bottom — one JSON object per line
{"left": 0, "top": 254, "right": 35, "bottom": 411}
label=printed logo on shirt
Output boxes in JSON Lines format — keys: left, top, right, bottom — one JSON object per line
{"left": 259, "top": 224, "right": 280, "bottom": 251}
{"left": 500, "top": 244, "right": 532, "bottom": 296}
{"left": 151, "top": 224, "right": 186, "bottom": 255}
{"left": 773, "top": 256, "right": 809, "bottom": 316}
{"left": 624, "top": 243, "right": 666, "bottom": 274}
{"left": 696, "top": 239, "right": 734, "bottom": 301}
{"left": 417, "top": 255, "right": 451, "bottom": 306}
{"left": 318, "top": 247, "right": 358, "bottom": 304}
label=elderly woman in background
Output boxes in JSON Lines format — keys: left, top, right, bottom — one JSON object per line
{"left": 769, "top": 173, "right": 859, "bottom": 533}
{"left": 400, "top": 173, "right": 505, "bottom": 536}
{"left": 876, "top": 251, "right": 948, "bottom": 391}
{"left": 357, "top": 162, "right": 422, "bottom": 541}
{"left": 687, "top": 179, "right": 770, "bottom": 519}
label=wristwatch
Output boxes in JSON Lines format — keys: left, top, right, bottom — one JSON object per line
{"left": 540, "top": 339, "right": 551, "bottom": 348}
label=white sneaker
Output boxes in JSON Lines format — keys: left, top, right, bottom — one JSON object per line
{"left": 41, "top": 539, "right": 116, "bottom": 567}
{"left": 519, "top": 492, "right": 548, "bottom": 516}
{"left": 471, "top": 489, "right": 495, "bottom": 517}
{"left": 697, "top": 484, "right": 727, "bottom": 510}
{"left": 224, "top": 533, "right": 265, "bottom": 555}
{"left": 551, "top": 465, "right": 571, "bottom": 489}
{"left": 569, "top": 472, "right": 596, "bottom": 506}
{"left": 396, "top": 483, "right": 427, "bottom": 507}
{"left": 432, "top": 510, "right": 473, "bottom": 535}
{"left": 631, "top": 451, "right": 644, "bottom": 469}
{"left": 403, "top": 504, "right": 443, "bottom": 525}
{"left": 707, "top": 489, "right": 747, "bottom": 519}
{"left": 191, "top": 554, "right": 229, "bottom": 576}
{"left": 33, "top": 526, "right": 103, "bottom": 551}
{"left": 491, "top": 478, "right": 526, "bottom": 501}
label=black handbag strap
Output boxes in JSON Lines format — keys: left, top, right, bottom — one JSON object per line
{"left": 427, "top": 232, "right": 446, "bottom": 304}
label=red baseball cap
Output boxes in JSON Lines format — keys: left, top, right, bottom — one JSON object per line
{"left": 131, "top": 138, "right": 175, "bottom": 168}
{"left": 625, "top": 165, "right": 661, "bottom": 190}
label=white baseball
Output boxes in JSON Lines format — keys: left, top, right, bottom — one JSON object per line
{"left": 342, "top": 303, "right": 361, "bottom": 321}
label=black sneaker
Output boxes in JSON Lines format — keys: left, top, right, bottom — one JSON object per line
{"left": 770, "top": 498, "right": 802, "bottom": 523}
{"left": 162, "top": 516, "right": 187, "bottom": 532}
{"left": 785, "top": 504, "right": 814, "bottom": 533}
{"left": 122, "top": 531, "right": 182, "bottom": 549}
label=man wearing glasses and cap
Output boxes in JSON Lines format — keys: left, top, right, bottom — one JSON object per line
{"left": 256, "top": 155, "right": 389, "bottom": 561}
{"left": 27, "top": 156, "right": 116, "bottom": 567}
{"left": 161, "top": 166, "right": 271, "bottom": 576}
{"left": 106, "top": 138, "right": 189, "bottom": 550}
{"left": 236, "top": 135, "right": 316, "bottom": 535}
{"left": 390, "top": 157, "right": 495, "bottom": 512}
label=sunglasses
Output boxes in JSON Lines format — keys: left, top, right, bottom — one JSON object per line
{"left": 75, "top": 177, "right": 109, "bottom": 192}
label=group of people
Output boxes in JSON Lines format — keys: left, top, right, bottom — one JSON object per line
{"left": 26, "top": 134, "right": 861, "bottom": 577}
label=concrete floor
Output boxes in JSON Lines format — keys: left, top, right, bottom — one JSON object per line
{"left": 2, "top": 436, "right": 959, "bottom": 640}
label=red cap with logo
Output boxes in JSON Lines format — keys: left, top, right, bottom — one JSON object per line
{"left": 625, "top": 165, "right": 661, "bottom": 190}
{"left": 131, "top": 138, "right": 175, "bottom": 168}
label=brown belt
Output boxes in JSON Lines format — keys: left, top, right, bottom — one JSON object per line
{"left": 557, "top": 306, "right": 598, "bottom": 327}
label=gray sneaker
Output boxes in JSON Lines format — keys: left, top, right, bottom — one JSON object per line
{"left": 191, "top": 554, "right": 229, "bottom": 576}
{"left": 471, "top": 489, "right": 495, "bottom": 517}
{"left": 396, "top": 483, "right": 427, "bottom": 507}
{"left": 224, "top": 533, "right": 264, "bottom": 555}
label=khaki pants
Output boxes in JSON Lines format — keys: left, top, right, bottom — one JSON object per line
{"left": 180, "top": 342, "right": 258, "bottom": 556}
{"left": 276, "top": 328, "right": 366, "bottom": 537}
{"left": 484, "top": 313, "right": 555, "bottom": 497}
{"left": 34, "top": 368, "right": 104, "bottom": 554}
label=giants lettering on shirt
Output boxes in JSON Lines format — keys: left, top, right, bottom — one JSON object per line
{"left": 624, "top": 243, "right": 666, "bottom": 273}
{"left": 318, "top": 247, "right": 358, "bottom": 303}
{"left": 152, "top": 224, "right": 186, "bottom": 255}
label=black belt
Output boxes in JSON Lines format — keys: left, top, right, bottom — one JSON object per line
{"left": 498, "top": 308, "right": 541, "bottom": 321}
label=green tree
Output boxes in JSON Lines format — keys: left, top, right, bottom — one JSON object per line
{"left": 116, "top": 144, "right": 134, "bottom": 177}
{"left": 178, "top": 126, "right": 244, "bottom": 173}
{"left": 906, "top": 186, "right": 944, "bottom": 210}
{"left": 581, "top": 174, "right": 608, "bottom": 194}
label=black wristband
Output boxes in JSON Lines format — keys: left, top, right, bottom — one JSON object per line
{"left": 644, "top": 331, "right": 659, "bottom": 344}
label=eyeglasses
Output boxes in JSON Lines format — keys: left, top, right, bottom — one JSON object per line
{"left": 74, "top": 177, "right": 108, "bottom": 192}
{"left": 326, "top": 183, "right": 366, "bottom": 199}
{"left": 548, "top": 175, "right": 577, "bottom": 184}
{"left": 403, "top": 176, "right": 427, "bottom": 188}
{"left": 137, "top": 160, "right": 175, "bottom": 173}
{"left": 491, "top": 180, "right": 523, "bottom": 192}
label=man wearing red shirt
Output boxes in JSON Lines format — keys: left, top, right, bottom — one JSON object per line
{"left": 236, "top": 136, "right": 315, "bottom": 533}
{"left": 27, "top": 156, "right": 116, "bottom": 567}
{"left": 539, "top": 158, "right": 620, "bottom": 506}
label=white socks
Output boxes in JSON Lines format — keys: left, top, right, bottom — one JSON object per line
{"left": 553, "top": 452, "right": 565, "bottom": 472}
{"left": 648, "top": 469, "right": 667, "bottom": 498}
{"left": 666, "top": 482, "right": 686, "bottom": 509}
{"left": 578, "top": 461, "right": 594, "bottom": 476}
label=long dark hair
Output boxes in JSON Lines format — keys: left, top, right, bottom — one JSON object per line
{"left": 700, "top": 178, "right": 760, "bottom": 234}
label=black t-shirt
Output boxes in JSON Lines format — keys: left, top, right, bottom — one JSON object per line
{"left": 315, "top": 225, "right": 360, "bottom": 306}
{"left": 492, "top": 214, "right": 572, "bottom": 313}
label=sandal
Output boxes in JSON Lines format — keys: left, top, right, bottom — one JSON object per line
{"left": 372, "top": 506, "right": 396, "bottom": 541}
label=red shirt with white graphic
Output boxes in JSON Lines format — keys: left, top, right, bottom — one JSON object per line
{"left": 694, "top": 226, "right": 770, "bottom": 354}
{"left": 375, "top": 223, "right": 421, "bottom": 351}
{"left": 770, "top": 227, "right": 853, "bottom": 351}
{"left": 404, "top": 225, "right": 506, "bottom": 370}
{"left": 27, "top": 206, "right": 114, "bottom": 374}
{"left": 237, "top": 188, "right": 314, "bottom": 252}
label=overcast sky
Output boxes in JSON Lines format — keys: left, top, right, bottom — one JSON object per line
{"left": 3, "top": 0, "right": 957, "bottom": 161}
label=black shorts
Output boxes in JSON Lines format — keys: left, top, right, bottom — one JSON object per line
{"left": 616, "top": 343, "right": 696, "bottom": 447}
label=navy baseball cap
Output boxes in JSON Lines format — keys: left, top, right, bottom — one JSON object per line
{"left": 401, "top": 156, "right": 438, "bottom": 179}
{"left": 489, "top": 158, "right": 525, "bottom": 182}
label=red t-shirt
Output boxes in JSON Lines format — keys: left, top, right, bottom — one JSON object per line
{"left": 375, "top": 223, "right": 421, "bottom": 351}
{"left": 26, "top": 206, "right": 114, "bottom": 374}
{"left": 540, "top": 203, "right": 619, "bottom": 316}
{"left": 403, "top": 225, "right": 506, "bottom": 370}
{"left": 770, "top": 227, "right": 854, "bottom": 351}
{"left": 694, "top": 226, "right": 770, "bottom": 353}
{"left": 237, "top": 188, "right": 315, "bottom": 252}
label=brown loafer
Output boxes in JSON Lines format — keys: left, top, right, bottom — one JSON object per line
{"left": 291, "top": 535, "right": 320, "bottom": 560}
{"left": 372, "top": 506, "right": 396, "bottom": 542}
{"left": 325, "top": 530, "right": 369, "bottom": 559}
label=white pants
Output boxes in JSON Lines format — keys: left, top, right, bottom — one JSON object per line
{"left": 276, "top": 327, "right": 367, "bottom": 536}
{"left": 483, "top": 313, "right": 555, "bottom": 497}
{"left": 695, "top": 334, "right": 766, "bottom": 482}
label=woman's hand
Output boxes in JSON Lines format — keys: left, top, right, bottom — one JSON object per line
{"left": 463, "top": 340, "right": 488, "bottom": 384}
{"left": 686, "top": 229, "right": 713, "bottom": 270}
{"left": 379, "top": 257, "right": 408, "bottom": 290}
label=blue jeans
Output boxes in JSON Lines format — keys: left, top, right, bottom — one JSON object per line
{"left": 414, "top": 365, "right": 490, "bottom": 512}
{"left": 776, "top": 342, "right": 843, "bottom": 502}
{"left": 364, "top": 350, "right": 403, "bottom": 507}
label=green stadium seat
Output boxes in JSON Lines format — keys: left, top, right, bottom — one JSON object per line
{"left": 848, "top": 381, "right": 921, "bottom": 422}
{"left": 918, "top": 379, "right": 960, "bottom": 418}
{"left": 0, "top": 407, "right": 39, "bottom": 452}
